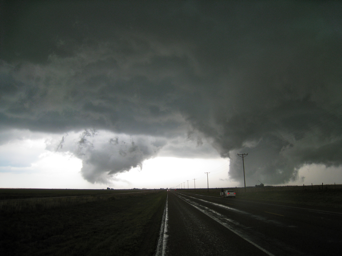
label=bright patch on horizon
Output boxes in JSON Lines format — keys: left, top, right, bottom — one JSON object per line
{"left": 113, "top": 157, "right": 234, "bottom": 189}
{"left": 0, "top": 138, "right": 88, "bottom": 188}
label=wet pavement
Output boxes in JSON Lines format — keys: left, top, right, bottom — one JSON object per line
{"left": 162, "top": 191, "right": 342, "bottom": 256}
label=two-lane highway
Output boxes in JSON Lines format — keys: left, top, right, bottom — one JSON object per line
{"left": 160, "top": 191, "right": 342, "bottom": 256}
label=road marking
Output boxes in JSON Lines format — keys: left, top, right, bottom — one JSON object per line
{"left": 180, "top": 192, "right": 342, "bottom": 216}
{"left": 177, "top": 194, "right": 304, "bottom": 256}
{"left": 155, "top": 195, "right": 168, "bottom": 256}
{"left": 265, "top": 211, "right": 284, "bottom": 217}
{"left": 184, "top": 194, "right": 289, "bottom": 228}
{"left": 177, "top": 194, "right": 275, "bottom": 256}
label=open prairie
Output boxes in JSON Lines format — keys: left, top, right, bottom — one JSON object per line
{"left": 2, "top": 186, "right": 342, "bottom": 256}
{"left": 0, "top": 189, "right": 167, "bottom": 256}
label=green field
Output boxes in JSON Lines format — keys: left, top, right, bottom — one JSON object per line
{"left": 0, "top": 189, "right": 167, "bottom": 256}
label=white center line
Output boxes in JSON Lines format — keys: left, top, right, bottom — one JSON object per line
{"left": 155, "top": 195, "right": 168, "bottom": 256}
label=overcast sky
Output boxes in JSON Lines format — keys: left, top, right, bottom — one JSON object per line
{"left": 0, "top": 1, "right": 342, "bottom": 189}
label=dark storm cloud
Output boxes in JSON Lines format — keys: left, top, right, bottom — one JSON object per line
{"left": 1, "top": 1, "right": 342, "bottom": 184}
{"left": 79, "top": 134, "right": 165, "bottom": 184}
{"left": 47, "top": 130, "right": 166, "bottom": 184}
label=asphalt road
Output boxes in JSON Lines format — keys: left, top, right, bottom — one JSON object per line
{"left": 163, "top": 191, "right": 342, "bottom": 256}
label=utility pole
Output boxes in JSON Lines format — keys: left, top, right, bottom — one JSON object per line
{"left": 193, "top": 179, "right": 196, "bottom": 189}
{"left": 204, "top": 172, "right": 210, "bottom": 193}
{"left": 187, "top": 180, "right": 189, "bottom": 189}
{"left": 237, "top": 153, "right": 248, "bottom": 192}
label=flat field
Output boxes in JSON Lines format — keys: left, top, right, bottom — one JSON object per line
{"left": 0, "top": 189, "right": 167, "bottom": 256}
{"left": 181, "top": 185, "right": 342, "bottom": 210}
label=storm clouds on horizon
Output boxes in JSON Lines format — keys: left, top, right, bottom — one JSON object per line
{"left": 0, "top": 1, "right": 342, "bottom": 185}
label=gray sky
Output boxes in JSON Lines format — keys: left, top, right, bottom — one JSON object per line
{"left": 0, "top": 0, "right": 342, "bottom": 188}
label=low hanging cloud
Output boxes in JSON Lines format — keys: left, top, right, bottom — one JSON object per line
{"left": 1, "top": 1, "right": 342, "bottom": 185}
{"left": 47, "top": 130, "right": 167, "bottom": 184}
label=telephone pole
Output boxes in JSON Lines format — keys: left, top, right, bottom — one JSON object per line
{"left": 187, "top": 180, "right": 189, "bottom": 189}
{"left": 193, "top": 179, "right": 196, "bottom": 189}
{"left": 237, "top": 153, "right": 248, "bottom": 192}
{"left": 204, "top": 172, "right": 210, "bottom": 193}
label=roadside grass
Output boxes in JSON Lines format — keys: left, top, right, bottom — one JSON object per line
{"left": 0, "top": 190, "right": 167, "bottom": 256}
{"left": 236, "top": 188, "right": 342, "bottom": 210}
{"left": 0, "top": 188, "right": 145, "bottom": 200}
{"left": 181, "top": 187, "right": 342, "bottom": 210}
{"left": 0, "top": 189, "right": 154, "bottom": 213}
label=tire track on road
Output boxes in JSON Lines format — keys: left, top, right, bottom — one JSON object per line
{"left": 177, "top": 193, "right": 305, "bottom": 256}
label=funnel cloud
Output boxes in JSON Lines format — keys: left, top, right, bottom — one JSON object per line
{"left": 0, "top": 1, "right": 341, "bottom": 185}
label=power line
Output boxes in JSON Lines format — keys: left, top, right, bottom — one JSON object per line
{"left": 204, "top": 172, "right": 210, "bottom": 193}
{"left": 237, "top": 153, "right": 248, "bottom": 192}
